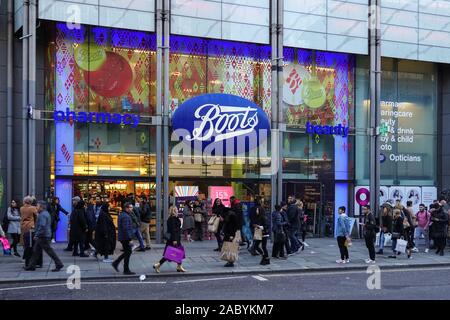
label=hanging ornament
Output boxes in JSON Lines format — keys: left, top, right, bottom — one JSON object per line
{"left": 140, "top": 132, "right": 146, "bottom": 144}
{"left": 314, "top": 134, "right": 320, "bottom": 144}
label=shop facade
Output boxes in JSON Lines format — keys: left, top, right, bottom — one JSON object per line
{"left": 1, "top": 1, "right": 449, "bottom": 242}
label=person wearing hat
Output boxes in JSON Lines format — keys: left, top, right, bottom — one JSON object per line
{"left": 377, "top": 200, "right": 393, "bottom": 255}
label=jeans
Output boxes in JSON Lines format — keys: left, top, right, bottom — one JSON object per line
{"left": 288, "top": 229, "right": 300, "bottom": 253}
{"left": 272, "top": 234, "right": 285, "bottom": 258}
{"left": 414, "top": 227, "right": 430, "bottom": 249}
{"left": 140, "top": 222, "right": 151, "bottom": 248}
{"left": 134, "top": 228, "right": 145, "bottom": 249}
{"left": 337, "top": 236, "right": 349, "bottom": 260}
{"left": 378, "top": 231, "right": 385, "bottom": 250}
{"left": 365, "top": 235, "right": 376, "bottom": 261}
{"left": 114, "top": 241, "right": 132, "bottom": 272}
{"left": 29, "top": 237, "right": 63, "bottom": 269}
{"left": 254, "top": 237, "right": 269, "bottom": 258}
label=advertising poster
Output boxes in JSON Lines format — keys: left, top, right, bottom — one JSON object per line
{"left": 389, "top": 186, "right": 406, "bottom": 204}
{"left": 405, "top": 186, "right": 422, "bottom": 211}
{"left": 380, "top": 186, "right": 389, "bottom": 204}
{"left": 174, "top": 186, "right": 199, "bottom": 215}
{"left": 422, "top": 187, "right": 437, "bottom": 208}
{"left": 208, "top": 186, "right": 234, "bottom": 207}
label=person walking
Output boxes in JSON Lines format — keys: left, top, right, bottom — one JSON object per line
{"left": 84, "top": 197, "right": 98, "bottom": 255}
{"left": 286, "top": 196, "right": 301, "bottom": 254}
{"left": 430, "top": 201, "right": 448, "bottom": 256}
{"left": 153, "top": 206, "right": 186, "bottom": 273}
{"left": 389, "top": 208, "right": 407, "bottom": 258}
{"left": 193, "top": 200, "right": 206, "bottom": 241}
{"left": 69, "top": 197, "right": 88, "bottom": 257}
{"left": 212, "top": 198, "right": 226, "bottom": 251}
{"left": 414, "top": 204, "right": 431, "bottom": 253}
{"left": 336, "top": 206, "right": 351, "bottom": 264}
{"left": 271, "top": 204, "right": 287, "bottom": 259}
{"left": 112, "top": 202, "right": 136, "bottom": 275}
{"left": 182, "top": 200, "right": 195, "bottom": 243}
{"left": 249, "top": 198, "right": 265, "bottom": 255}
{"left": 361, "top": 205, "right": 377, "bottom": 263}
{"left": 253, "top": 203, "right": 270, "bottom": 265}
{"left": 280, "top": 201, "right": 292, "bottom": 256}
{"left": 230, "top": 196, "right": 247, "bottom": 246}
{"left": 376, "top": 201, "right": 393, "bottom": 255}
{"left": 94, "top": 203, "right": 116, "bottom": 263}
{"left": 406, "top": 200, "right": 419, "bottom": 252}
{"left": 222, "top": 207, "right": 239, "bottom": 267}
{"left": 48, "top": 197, "right": 69, "bottom": 243}
{"left": 7, "top": 199, "right": 21, "bottom": 257}
{"left": 139, "top": 197, "right": 152, "bottom": 250}
{"left": 24, "top": 201, "right": 64, "bottom": 272}
{"left": 297, "top": 200, "right": 308, "bottom": 247}
{"left": 130, "top": 201, "right": 145, "bottom": 252}
{"left": 21, "top": 196, "right": 42, "bottom": 268}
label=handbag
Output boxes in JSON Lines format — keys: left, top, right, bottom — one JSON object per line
{"left": 207, "top": 216, "right": 220, "bottom": 233}
{"left": 403, "top": 217, "right": 410, "bottom": 229}
{"left": 344, "top": 236, "right": 352, "bottom": 247}
{"left": 163, "top": 245, "right": 185, "bottom": 264}
{"left": 194, "top": 213, "right": 204, "bottom": 223}
{"left": 253, "top": 228, "right": 263, "bottom": 241}
{"left": 384, "top": 233, "right": 392, "bottom": 246}
{"left": 0, "top": 236, "right": 11, "bottom": 255}
{"left": 220, "top": 241, "right": 239, "bottom": 263}
{"left": 395, "top": 238, "right": 408, "bottom": 253}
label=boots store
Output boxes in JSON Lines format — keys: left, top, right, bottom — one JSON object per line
{"left": 40, "top": 23, "right": 437, "bottom": 241}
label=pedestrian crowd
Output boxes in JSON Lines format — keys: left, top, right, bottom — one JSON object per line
{"left": 1, "top": 193, "right": 449, "bottom": 275}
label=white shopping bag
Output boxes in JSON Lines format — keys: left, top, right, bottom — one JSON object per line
{"left": 395, "top": 239, "right": 408, "bottom": 253}
{"left": 384, "top": 233, "right": 392, "bottom": 246}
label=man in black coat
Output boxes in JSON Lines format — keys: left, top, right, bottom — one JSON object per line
{"left": 361, "top": 205, "right": 377, "bottom": 263}
{"left": 70, "top": 197, "right": 88, "bottom": 257}
{"left": 286, "top": 196, "right": 300, "bottom": 254}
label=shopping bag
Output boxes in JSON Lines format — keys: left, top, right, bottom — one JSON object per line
{"left": 376, "top": 232, "right": 381, "bottom": 246}
{"left": 253, "top": 228, "right": 263, "bottom": 241}
{"left": 395, "top": 239, "right": 408, "bottom": 253}
{"left": 163, "top": 245, "right": 185, "bottom": 264}
{"left": 220, "top": 241, "right": 239, "bottom": 263}
{"left": 0, "top": 237, "right": 11, "bottom": 255}
{"left": 207, "top": 216, "right": 220, "bottom": 233}
{"left": 234, "top": 230, "right": 242, "bottom": 243}
{"left": 344, "top": 237, "right": 352, "bottom": 247}
{"left": 384, "top": 233, "right": 392, "bottom": 246}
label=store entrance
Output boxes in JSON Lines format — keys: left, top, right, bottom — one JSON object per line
{"left": 283, "top": 181, "right": 334, "bottom": 237}
{"left": 72, "top": 179, "right": 157, "bottom": 237}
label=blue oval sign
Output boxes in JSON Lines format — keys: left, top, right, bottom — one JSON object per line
{"left": 172, "top": 93, "right": 270, "bottom": 156}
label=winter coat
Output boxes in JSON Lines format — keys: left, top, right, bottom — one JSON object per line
{"left": 7, "top": 207, "right": 21, "bottom": 234}
{"left": 140, "top": 203, "right": 152, "bottom": 223}
{"left": 35, "top": 210, "right": 52, "bottom": 239}
{"left": 287, "top": 204, "right": 300, "bottom": 230}
{"left": 182, "top": 206, "right": 195, "bottom": 231}
{"left": 117, "top": 211, "right": 134, "bottom": 242}
{"left": 231, "top": 200, "right": 244, "bottom": 229}
{"left": 130, "top": 208, "right": 141, "bottom": 229}
{"left": 166, "top": 215, "right": 181, "bottom": 246}
{"left": 430, "top": 207, "right": 449, "bottom": 239}
{"left": 212, "top": 203, "right": 226, "bottom": 234}
{"left": 223, "top": 209, "right": 239, "bottom": 242}
{"left": 48, "top": 203, "right": 69, "bottom": 224}
{"left": 254, "top": 211, "right": 270, "bottom": 236}
{"left": 20, "top": 204, "right": 38, "bottom": 234}
{"left": 363, "top": 212, "right": 377, "bottom": 238}
{"left": 249, "top": 205, "right": 265, "bottom": 232}
{"left": 392, "top": 216, "right": 404, "bottom": 238}
{"left": 85, "top": 204, "right": 98, "bottom": 231}
{"left": 94, "top": 210, "right": 117, "bottom": 255}
{"left": 69, "top": 202, "right": 88, "bottom": 241}
{"left": 271, "top": 210, "right": 287, "bottom": 234}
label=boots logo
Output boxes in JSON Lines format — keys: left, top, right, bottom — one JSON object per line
{"left": 172, "top": 94, "right": 270, "bottom": 155}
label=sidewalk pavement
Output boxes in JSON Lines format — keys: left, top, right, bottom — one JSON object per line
{"left": 1, "top": 237, "right": 450, "bottom": 283}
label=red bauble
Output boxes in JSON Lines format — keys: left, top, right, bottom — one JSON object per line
{"left": 84, "top": 52, "right": 133, "bottom": 98}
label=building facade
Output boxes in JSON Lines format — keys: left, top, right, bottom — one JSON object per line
{"left": 1, "top": 0, "right": 450, "bottom": 241}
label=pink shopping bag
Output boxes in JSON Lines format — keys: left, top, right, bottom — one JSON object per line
{"left": 0, "top": 237, "right": 11, "bottom": 255}
{"left": 163, "top": 245, "right": 185, "bottom": 264}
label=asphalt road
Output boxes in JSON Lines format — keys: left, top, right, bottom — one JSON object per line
{"left": 1, "top": 266, "right": 450, "bottom": 300}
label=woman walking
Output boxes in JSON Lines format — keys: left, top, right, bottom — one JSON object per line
{"left": 377, "top": 201, "right": 393, "bottom": 255}
{"left": 389, "top": 209, "right": 408, "bottom": 258}
{"left": 7, "top": 200, "right": 21, "bottom": 257}
{"left": 253, "top": 204, "right": 270, "bottom": 265}
{"left": 48, "top": 197, "right": 69, "bottom": 243}
{"left": 182, "top": 200, "right": 195, "bottom": 242}
{"left": 193, "top": 200, "right": 206, "bottom": 241}
{"left": 222, "top": 207, "right": 239, "bottom": 267}
{"left": 212, "top": 198, "right": 226, "bottom": 251}
{"left": 153, "top": 208, "right": 186, "bottom": 273}
{"left": 94, "top": 203, "right": 116, "bottom": 263}
{"left": 271, "top": 204, "right": 287, "bottom": 259}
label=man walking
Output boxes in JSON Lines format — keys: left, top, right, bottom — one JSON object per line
{"left": 139, "top": 197, "right": 152, "bottom": 250}
{"left": 286, "top": 196, "right": 301, "bottom": 254}
{"left": 24, "top": 201, "right": 64, "bottom": 272}
{"left": 131, "top": 200, "right": 146, "bottom": 252}
{"left": 414, "top": 203, "right": 431, "bottom": 253}
{"left": 361, "top": 205, "right": 377, "bottom": 263}
{"left": 112, "top": 202, "right": 136, "bottom": 275}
